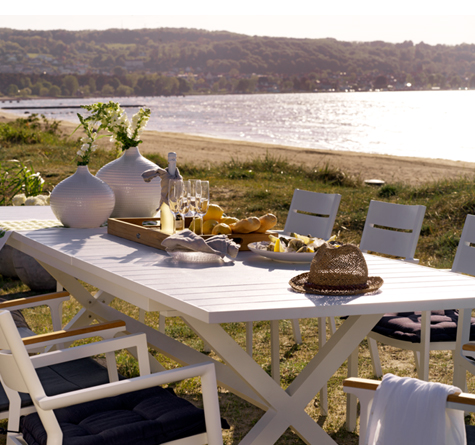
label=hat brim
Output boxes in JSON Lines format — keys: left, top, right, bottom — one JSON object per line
{"left": 289, "top": 273, "right": 384, "bottom": 296}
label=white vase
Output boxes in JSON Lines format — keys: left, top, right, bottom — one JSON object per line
{"left": 96, "top": 146, "right": 161, "bottom": 217}
{"left": 50, "top": 166, "right": 115, "bottom": 228}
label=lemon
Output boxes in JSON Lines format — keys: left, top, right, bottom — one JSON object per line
{"left": 220, "top": 216, "right": 239, "bottom": 225}
{"left": 290, "top": 232, "right": 315, "bottom": 245}
{"left": 188, "top": 218, "right": 202, "bottom": 234}
{"left": 203, "top": 204, "right": 224, "bottom": 221}
{"left": 274, "top": 238, "right": 285, "bottom": 252}
{"left": 212, "top": 223, "right": 232, "bottom": 235}
{"left": 202, "top": 219, "right": 219, "bottom": 234}
{"left": 268, "top": 234, "right": 279, "bottom": 243}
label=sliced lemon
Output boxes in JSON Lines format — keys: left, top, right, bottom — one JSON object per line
{"left": 274, "top": 238, "right": 285, "bottom": 252}
{"left": 268, "top": 234, "right": 279, "bottom": 243}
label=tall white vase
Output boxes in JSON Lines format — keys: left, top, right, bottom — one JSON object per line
{"left": 96, "top": 146, "right": 161, "bottom": 217}
{"left": 50, "top": 166, "right": 115, "bottom": 228}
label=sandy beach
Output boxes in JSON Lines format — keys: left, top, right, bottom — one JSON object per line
{"left": 1, "top": 109, "right": 474, "bottom": 186}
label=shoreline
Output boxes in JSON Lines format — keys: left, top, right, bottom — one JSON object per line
{"left": 1, "top": 109, "right": 474, "bottom": 186}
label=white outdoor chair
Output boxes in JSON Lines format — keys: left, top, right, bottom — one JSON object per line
{"left": 0, "top": 291, "right": 131, "bottom": 420}
{"left": 358, "top": 200, "right": 427, "bottom": 375}
{"left": 343, "top": 377, "right": 474, "bottom": 444}
{"left": 366, "top": 213, "right": 475, "bottom": 382}
{"left": 0, "top": 309, "right": 225, "bottom": 445}
{"left": 248, "top": 189, "right": 341, "bottom": 413}
{"left": 345, "top": 200, "right": 427, "bottom": 430}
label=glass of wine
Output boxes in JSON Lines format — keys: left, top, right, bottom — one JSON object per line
{"left": 168, "top": 179, "right": 184, "bottom": 234}
{"left": 195, "top": 181, "right": 209, "bottom": 236}
{"left": 188, "top": 179, "right": 201, "bottom": 229}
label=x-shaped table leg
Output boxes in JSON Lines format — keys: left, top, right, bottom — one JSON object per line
{"left": 184, "top": 313, "right": 383, "bottom": 444}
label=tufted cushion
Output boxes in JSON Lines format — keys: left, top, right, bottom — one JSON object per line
{"left": 20, "top": 386, "right": 227, "bottom": 445}
{"left": 0, "top": 358, "right": 122, "bottom": 413}
{"left": 371, "top": 310, "right": 475, "bottom": 343}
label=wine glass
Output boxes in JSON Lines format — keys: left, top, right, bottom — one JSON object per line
{"left": 168, "top": 179, "right": 183, "bottom": 234}
{"left": 195, "top": 181, "right": 209, "bottom": 236}
{"left": 188, "top": 179, "right": 201, "bottom": 228}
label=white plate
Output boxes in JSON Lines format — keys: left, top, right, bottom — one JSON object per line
{"left": 247, "top": 242, "right": 315, "bottom": 263}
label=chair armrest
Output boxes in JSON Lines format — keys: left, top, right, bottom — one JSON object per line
{"left": 29, "top": 331, "right": 148, "bottom": 370}
{"left": 22, "top": 320, "right": 126, "bottom": 349}
{"left": 0, "top": 291, "right": 70, "bottom": 310}
{"left": 343, "top": 377, "right": 380, "bottom": 392}
{"left": 463, "top": 343, "right": 475, "bottom": 353}
{"left": 37, "top": 362, "right": 217, "bottom": 410}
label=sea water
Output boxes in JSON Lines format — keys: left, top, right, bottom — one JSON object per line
{"left": 2, "top": 90, "right": 474, "bottom": 162}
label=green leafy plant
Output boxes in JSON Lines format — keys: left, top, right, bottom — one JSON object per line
{"left": 0, "top": 160, "right": 45, "bottom": 206}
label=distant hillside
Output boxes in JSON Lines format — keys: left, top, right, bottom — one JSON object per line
{"left": 0, "top": 27, "right": 474, "bottom": 98}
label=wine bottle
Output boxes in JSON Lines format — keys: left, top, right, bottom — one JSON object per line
{"left": 160, "top": 152, "right": 177, "bottom": 234}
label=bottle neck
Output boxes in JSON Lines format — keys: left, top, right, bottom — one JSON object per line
{"left": 168, "top": 152, "right": 177, "bottom": 176}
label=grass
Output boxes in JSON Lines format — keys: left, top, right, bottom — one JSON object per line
{"left": 2, "top": 116, "right": 475, "bottom": 444}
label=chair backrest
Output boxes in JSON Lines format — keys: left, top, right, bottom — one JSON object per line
{"left": 452, "top": 214, "right": 475, "bottom": 275}
{"left": 283, "top": 189, "right": 341, "bottom": 240}
{"left": 359, "top": 200, "right": 426, "bottom": 261}
{"left": 0, "top": 311, "right": 45, "bottom": 395}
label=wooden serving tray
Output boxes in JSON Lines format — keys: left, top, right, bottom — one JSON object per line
{"left": 107, "top": 217, "right": 271, "bottom": 251}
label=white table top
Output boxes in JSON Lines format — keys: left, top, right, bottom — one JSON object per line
{"left": 6, "top": 223, "right": 475, "bottom": 324}
{"left": 0, "top": 206, "right": 56, "bottom": 221}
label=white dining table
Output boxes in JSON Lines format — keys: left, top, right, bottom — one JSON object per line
{"left": 2, "top": 207, "right": 475, "bottom": 445}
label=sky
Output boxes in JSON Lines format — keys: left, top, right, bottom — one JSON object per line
{"left": 1, "top": 2, "right": 475, "bottom": 46}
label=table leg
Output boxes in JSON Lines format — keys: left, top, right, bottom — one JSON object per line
{"left": 184, "top": 313, "right": 383, "bottom": 445}
{"left": 454, "top": 308, "right": 472, "bottom": 391}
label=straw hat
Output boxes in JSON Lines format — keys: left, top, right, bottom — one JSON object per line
{"left": 289, "top": 243, "right": 383, "bottom": 296}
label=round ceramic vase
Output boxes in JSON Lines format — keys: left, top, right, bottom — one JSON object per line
{"left": 96, "top": 146, "right": 161, "bottom": 217}
{"left": 50, "top": 165, "right": 116, "bottom": 228}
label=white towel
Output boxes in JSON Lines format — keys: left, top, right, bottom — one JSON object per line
{"left": 161, "top": 229, "right": 240, "bottom": 259}
{"left": 365, "top": 373, "right": 466, "bottom": 445}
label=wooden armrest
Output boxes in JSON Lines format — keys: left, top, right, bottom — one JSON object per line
{"left": 343, "top": 377, "right": 474, "bottom": 406}
{"left": 0, "top": 291, "right": 70, "bottom": 309}
{"left": 22, "top": 320, "right": 126, "bottom": 346}
{"left": 343, "top": 377, "right": 381, "bottom": 391}
{"left": 463, "top": 343, "right": 475, "bottom": 352}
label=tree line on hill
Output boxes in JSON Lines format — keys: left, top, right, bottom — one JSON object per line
{"left": 0, "top": 27, "right": 475, "bottom": 99}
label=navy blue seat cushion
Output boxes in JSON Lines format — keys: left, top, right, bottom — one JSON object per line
{"left": 20, "top": 386, "right": 229, "bottom": 445}
{"left": 467, "top": 425, "right": 475, "bottom": 445}
{"left": 371, "top": 310, "right": 475, "bottom": 343}
{"left": 0, "top": 358, "right": 122, "bottom": 412}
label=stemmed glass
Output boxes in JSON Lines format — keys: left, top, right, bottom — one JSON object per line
{"left": 188, "top": 179, "right": 201, "bottom": 229}
{"left": 195, "top": 181, "right": 209, "bottom": 236}
{"left": 168, "top": 179, "right": 184, "bottom": 234}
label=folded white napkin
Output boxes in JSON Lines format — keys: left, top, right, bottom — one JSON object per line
{"left": 161, "top": 229, "right": 240, "bottom": 259}
{"left": 365, "top": 373, "right": 466, "bottom": 445}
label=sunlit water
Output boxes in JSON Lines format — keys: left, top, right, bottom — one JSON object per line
{"left": 3, "top": 90, "right": 474, "bottom": 162}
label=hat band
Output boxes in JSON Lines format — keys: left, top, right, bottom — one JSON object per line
{"left": 304, "top": 281, "right": 369, "bottom": 291}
